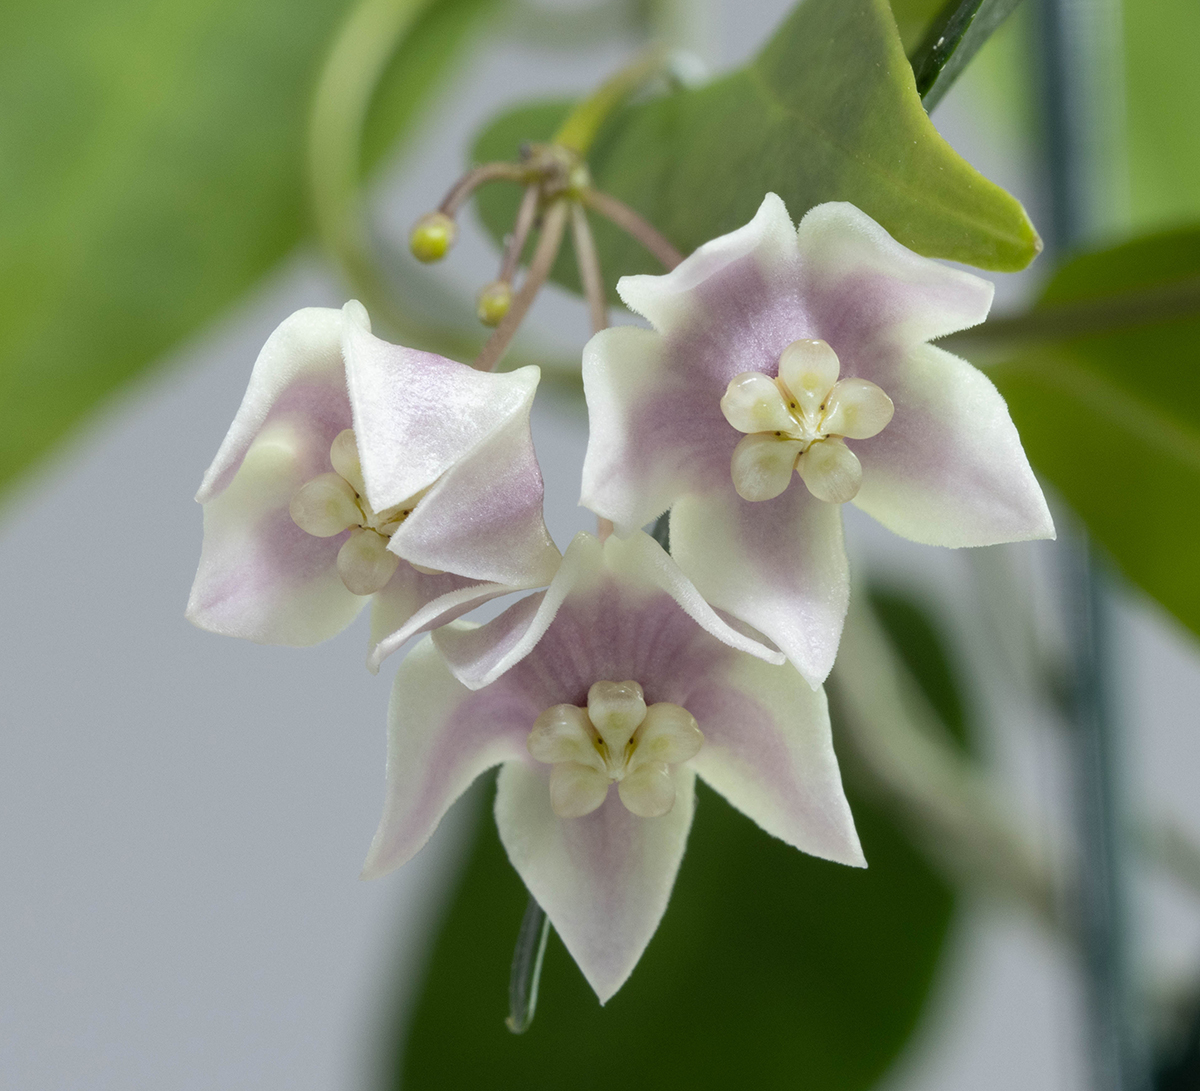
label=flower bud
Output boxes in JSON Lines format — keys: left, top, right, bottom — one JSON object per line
{"left": 476, "top": 280, "right": 513, "bottom": 327}
{"left": 409, "top": 212, "right": 456, "bottom": 263}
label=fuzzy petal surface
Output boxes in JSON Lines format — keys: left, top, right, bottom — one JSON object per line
{"left": 366, "top": 567, "right": 512, "bottom": 673}
{"left": 850, "top": 343, "right": 1055, "bottom": 545}
{"left": 189, "top": 303, "right": 368, "bottom": 644}
{"left": 495, "top": 760, "right": 695, "bottom": 1003}
{"left": 794, "top": 202, "right": 993, "bottom": 355}
{"left": 361, "top": 635, "right": 531, "bottom": 879}
{"left": 188, "top": 421, "right": 364, "bottom": 645}
{"left": 688, "top": 654, "right": 863, "bottom": 866}
{"left": 196, "top": 305, "right": 360, "bottom": 504}
{"left": 669, "top": 486, "right": 849, "bottom": 687}
{"left": 433, "top": 531, "right": 784, "bottom": 691}
{"left": 388, "top": 394, "right": 560, "bottom": 587}
{"left": 343, "top": 321, "right": 541, "bottom": 512}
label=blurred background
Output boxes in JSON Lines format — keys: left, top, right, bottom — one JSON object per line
{"left": 2, "top": 0, "right": 1199, "bottom": 1087}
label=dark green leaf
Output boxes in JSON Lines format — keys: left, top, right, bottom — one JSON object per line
{"left": 909, "top": 0, "right": 1025, "bottom": 111}
{"left": 888, "top": 0, "right": 950, "bottom": 55}
{"left": 0, "top": 0, "right": 496, "bottom": 505}
{"left": 986, "top": 225, "right": 1200, "bottom": 639}
{"left": 473, "top": 0, "right": 1040, "bottom": 303}
{"left": 388, "top": 776, "right": 955, "bottom": 1090}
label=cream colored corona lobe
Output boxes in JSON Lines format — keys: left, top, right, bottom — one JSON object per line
{"left": 289, "top": 428, "right": 428, "bottom": 595}
{"left": 720, "top": 339, "right": 894, "bottom": 504}
{"left": 527, "top": 680, "right": 704, "bottom": 819}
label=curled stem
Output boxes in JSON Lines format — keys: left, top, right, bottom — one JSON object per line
{"left": 571, "top": 203, "right": 609, "bottom": 334}
{"left": 506, "top": 895, "right": 551, "bottom": 1034}
{"left": 308, "top": 0, "right": 478, "bottom": 356}
{"left": 582, "top": 188, "right": 683, "bottom": 270}
{"left": 474, "top": 199, "right": 570, "bottom": 372}
{"left": 439, "top": 161, "right": 527, "bottom": 218}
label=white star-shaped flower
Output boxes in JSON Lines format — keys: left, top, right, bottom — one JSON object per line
{"left": 581, "top": 194, "right": 1054, "bottom": 685}
{"left": 187, "top": 301, "right": 560, "bottom": 669}
{"left": 361, "top": 531, "right": 863, "bottom": 1002}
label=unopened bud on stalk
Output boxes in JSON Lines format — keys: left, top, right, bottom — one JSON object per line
{"left": 409, "top": 212, "right": 457, "bottom": 263}
{"left": 477, "top": 280, "right": 513, "bottom": 326}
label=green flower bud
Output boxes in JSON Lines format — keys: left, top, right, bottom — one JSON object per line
{"left": 409, "top": 212, "right": 456, "bottom": 263}
{"left": 477, "top": 280, "right": 513, "bottom": 327}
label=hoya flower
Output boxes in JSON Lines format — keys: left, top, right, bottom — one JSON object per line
{"left": 187, "top": 301, "right": 560, "bottom": 668}
{"left": 581, "top": 194, "right": 1054, "bottom": 685}
{"left": 361, "top": 531, "right": 864, "bottom": 1002}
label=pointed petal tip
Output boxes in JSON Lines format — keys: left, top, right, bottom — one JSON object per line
{"left": 342, "top": 298, "right": 370, "bottom": 330}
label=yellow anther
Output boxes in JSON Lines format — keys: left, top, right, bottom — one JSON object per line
{"left": 409, "top": 211, "right": 457, "bottom": 263}
{"left": 476, "top": 280, "right": 513, "bottom": 327}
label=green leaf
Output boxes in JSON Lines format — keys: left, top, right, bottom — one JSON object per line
{"left": 0, "top": 0, "right": 496, "bottom": 505}
{"left": 908, "top": 0, "right": 1025, "bottom": 111}
{"left": 473, "top": 0, "right": 1040, "bottom": 304}
{"left": 888, "top": 0, "right": 950, "bottom": 55}
{"left": 986, "top": 225, "right": 1200, "bottom": 639}
{"left": 1124, "top": 0, "right": 1200, "bottom": 230}
{"left": 388, "top": 777, "right": 955, "bottom": 1090}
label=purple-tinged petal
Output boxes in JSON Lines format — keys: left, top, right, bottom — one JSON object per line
{"left": 186, "top": 418, "right": 365, "bottom": 644}
{"left": 196, "top": 305, "right": 359, "bottom": 504}
{"left": 389, "top": 393, "right": 560, "bottom": 587}
{"left": 494, "top": 759, "right": 695, "bottom": 1003}
{"left": 580, "top": 327, "right": 694, "bottom": 534}
{"left": 361, "top": 635, "right": 532, "bottom": 879}
{"left": 670, "top": 485, "right": 849, "bottom": 687}
{"left": 688, "top": 656, "right": 864, "bottom": 866}
{"left": 433, "top": 532, "right": 784, "bottom": 691}
{"left": 617, "top": 192, "right": 799, "bottom": 334}
{"left": 366, "top": 567, "right": 513, "bottom": 674}
{"left": 342, "top": 321, "right": 542, "bottom": 512}
{"left": 851, "top": 343, "right": 1055, "bottom": 545}
{"left": 796, "top": 202, "right": 994, "bottom": 359}
{"left": 582, "top": 198, "right": 812, "bottom": 532}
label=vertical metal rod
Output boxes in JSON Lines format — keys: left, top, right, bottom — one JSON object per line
{"left": 1038, "top": 0, "right": 1142, "bottom": 1087}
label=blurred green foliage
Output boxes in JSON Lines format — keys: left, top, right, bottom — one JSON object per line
{"left": 0, "top": 0, "right": 494, "bottom": 504}
{"left": 472, "top": 0, "right": 1040, "bottom": 304}
{"left": 870, "top": 589, "right": 971, "bottom": 747}
{"left": 990, "top": 223, "right": 1200, "bottom": 639}
{"left": 1125, "top": 0, "right": 1200, "bottom": 232}
{"left": 392, "top": 774, "right": 954, "bottom": 1091}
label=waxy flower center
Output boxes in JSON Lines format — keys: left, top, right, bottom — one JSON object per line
{"left": 527, "top": 680, "right": 703, "bottom": 819}
{"left": 719, "top": 338, "right": 894, "bottom": 505}
{"left": 289, "top": 429, "right": 427, "bottom": 596}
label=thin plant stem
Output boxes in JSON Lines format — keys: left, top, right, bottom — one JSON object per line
{"left": 571, "top": 203, "right": 609, "bottom": 335}
{"left": 506, "top": 895, "right": 551, "bottom": 1034}
{"left": 941, "top": 277, "right": 1200, "bottom": 358}
{"left": 1040, "top": 0, "right": 1144, "bottom": 1082}
{"left": 439, "top": 162, "right": 527, "bottom": 218}
{"left": 582, "top": 188, "right": 683, "bottom": 270}
{"left": 553, "top": 45, "right": 668, "bottom": 154}
{"left": 474, "top": 200, "right": 570, "bottom": 372}
{"left": 498, "top": 185, "right": 542, "bottom": 285}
